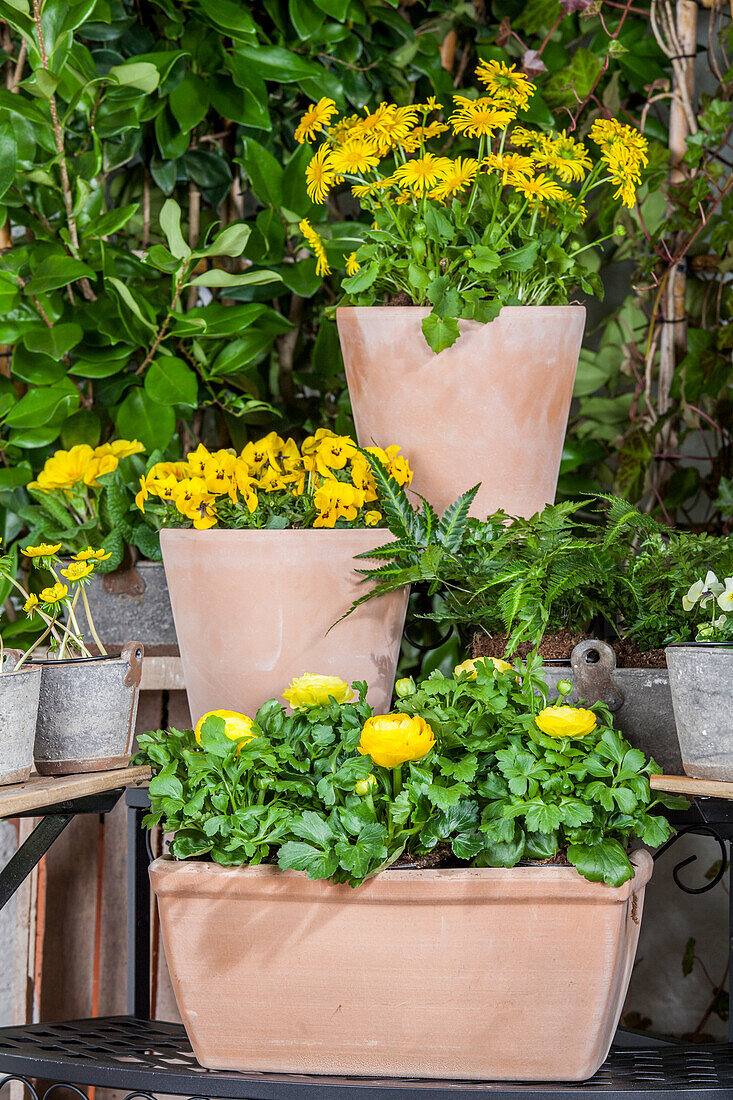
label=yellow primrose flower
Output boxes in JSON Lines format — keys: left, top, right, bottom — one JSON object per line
{"left": 282, "top": 674, "right": 353, "bottom": 709}
{"left": 194, "top": 709, "right": 256, "bottom": 746}
{"left": 299, "top": 218, "right": 330, "bottom": 277}
{"left": 294, "top": 97, "right": 338, "bottom": 144}
{"left": 34, "top": 445, "right": 95, "bottom": 492}
{"left": 475, "top": 60, "right": 535, "bottom": 110}
{"left": 74, "top": 547, "right": 112, "bottom": 562}
{"left": 22, "top": 542, "right": 62, "bottom": 558}
{"left": 535, "top": 706, "right": 597, "bottom": 739}
{"left": 305, "top": 142, "right": 341, "bottom": 204}
{"left": 345, "top": 252, "right": 360, "bottom": 276}
{"left": 60, "top": 560, "right": 95, "bottom": 582}
{"left": 358, "top": 713, "right": 436, "bottom": 769}
{"left": 39, "top": 582, "right": 68, "bottom": 605}
{"left": 23, "top": 594, "right": 39, "bottom": 615}
{"left": 94, "top": 439, "right": 145, "bottom": 459}
{"left": 455, "top": 656, "right": 513, "bottom": 677}
{"left": 83, "top": 452, "right": 118, "bottom": 487}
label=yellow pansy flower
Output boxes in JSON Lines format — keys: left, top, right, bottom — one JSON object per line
{"left": 358, "top": 713, "right": 436, "bottom": 769}
{"left": 535, "top": 706, "right": 597, "bottom": 739}
{"left": 283, "top": 674, "right": 353, "bottom": 709}
{"left": 313, "top": 480, "right": 365, "bottom": 527}
{"left": 364, "top": 510, "right": 381, "bottom": 526}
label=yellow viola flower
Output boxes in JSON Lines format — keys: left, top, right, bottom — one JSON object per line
{"left": 358, "top": 713, "right": 436, "bottom": 769}
{"left": 349, "top": 453, "right": 378, "bottom": 502}
{"left": 449, "top": 98, "right": 515, "bottom": 138}
{"left": 241, "top": 432, "right": 286, "bottom": 475}
{"left": 294, "top": 97, "right": 338, "bottom": 144}
{"left": 313, "top": 480, "right": 365, "bottom": 527}
{"left": 186, "top": 443, "right": 214, "bottom": 477}
{"left": 392, "top": 152, "right": 452, "bottom": 196}
{"left": 134, "top": 475, "right": 149, "bottom": 513}
{"left": 299, "top": 218, "right": 330, "bottom": 277}
{"left": 173, "top": 477, "right": 216, "bottom": 527}
{"left": 148, "top": 461, "right": 191, "bottom": 481}
{"left": 455, "top": 656, "right": 513, "bottom": 677}
{"left": 23, "top": 594, "right": 39, "bottom": 615}
{"left": 305, "top": 142, "right": 341, "bottom": 204}
{"left": 345, "top": 252, "right": 360, "bottom": 276}
{"left": 233, "top": 462, "right": 259, "bottom": 512}
{"left": 194, "top": 709, "right": 256, "bottom": 745}
{"left": 365, "top": 444, "right": 413, "bottom": 487}
{"left": 535, "top": 706, "right": 597, "bottom": 739}
{"left": 148, "top": 473, "right": 181, "bottom": 503}
{"left": 39, "top": 582, "right": 68, "bottom": 605}
{"left": 22, "top": 542, "right": 62, "bottom": 558}
{"left": 282, "top": 674, "right": 353, "bottom": 709}
{"left": 75, "top": 547, "right": 112, "bottom": 562}
{"left": 475, "top": 60, "right": 535, "bottom": 109}
{"left": 61, "top": 560, "right": 95, "bottom": 582}
{"left": 364, "top": 510, "right": 381, "bottom": 526}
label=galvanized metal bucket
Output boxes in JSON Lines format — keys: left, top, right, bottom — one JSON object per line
{"left": 543, "top": 639, "right": 682, "bottom": 774}
{"left": 33, "top": 641, "right": 144, "bottom": 776}
{"left": 666, "top": 643, "right": 733, "bottom": 781}
{"left": 0, "top": 651, "right": 41, "bottom": 785}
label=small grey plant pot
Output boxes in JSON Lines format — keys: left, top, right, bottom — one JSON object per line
{"left": 665, "top": 643, "right": 733, "bottom": 781}
{"left": 0, "top": 651, "right": 41, "bottom": 785}
{"left": 543, "top": 640, "right": 682, "bottom": 774}
{"left": 33, "top": 641, "right": 144, "bottom": 776}
{"left": 66, "top": 561, "right": 177, "bottom": 653}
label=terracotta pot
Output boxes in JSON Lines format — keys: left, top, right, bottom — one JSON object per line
{"left": 337, "top": 305, "right": 586, "bottom": 518}
{"left": 160, "top": 528, "right": 409, "bottom": 724}
{"left": 33, "top": 642, "right": 144, "bottom": 775}
{"left": 150, "top": 850, "right": 652, "bottom": 1080}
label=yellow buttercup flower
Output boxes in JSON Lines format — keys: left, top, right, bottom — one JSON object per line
{"left": 74, "top": 547, "right": 112, "bottom": 562}
{"left": 475, "top": 60, "right": 535, "bottom": 109}
{"left": 329, "top": 138, "right": 381, "bottom": 176}
{"left": 39, "top": 582, "right": 68, "bottom": 605}
{"left": 454, "top": 656, "right": 513, "bottom": 677}
{"left": 194, "top": 709, "right": 256, "bottom": 745}
{"left": 393, "top": 153, "right": 452, "bottom": 195}
{"left": 23, "top": 594, "right": 39, "bottom": 615}
{"left": 21, "top": 543, "right": 61, "bottom": 558}
{"left": 305, "top": 143, "right": 341, "bottom": 204}
{"left": 535, "top": 706, "right": 597, "bottom": 739}
{"left": 299, "top": 218, "right": 331, "bottom": 277}
{"left": 282, "top": 674, "right": 353, "bottom": 709}
{"left": 345, "top": 252, "right": 360, "bottom": 276}
{"left": 358, "top": 713, "right": 436, "bottom": 769}
{"left": 61, "top": 560, "right": 95, "bottom": 582}
{"left": 294, "top": 97, "right": 338, "bottom": 144}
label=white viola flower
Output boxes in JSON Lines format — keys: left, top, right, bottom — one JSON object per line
{"left": 682, "top": 578, "right": 704, "bottom": 612}
{"left": 717, "top": 577, "right": 733, "bottom": 613}
{"left": 700, "top": 570, "right": 725, "bottom": 606}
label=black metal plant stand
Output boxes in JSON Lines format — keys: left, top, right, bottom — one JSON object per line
{"left": 1, "top": 786, "right": 733, "bottom": 1098}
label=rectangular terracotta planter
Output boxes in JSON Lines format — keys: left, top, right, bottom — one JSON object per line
{"left": 150, "top": 850, "right": 652, "bottom": 1081}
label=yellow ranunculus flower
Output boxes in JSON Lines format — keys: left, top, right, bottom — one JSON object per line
{"left": 358, "top": 713, "right": 436, "bottom": 769}
{"left": 455, "top": 656, "right": 513, "bottom": 677}
{"left": 354, "top": 773, "right": 376, "bottom": 796}
{"left": 282, "top": 674, "right": 353, "bottom": 709}
{"left": 61, "top": 560, "right": 95, "bottom": 582}
{"left": 21, "top": 542, "right": 62, "bottom": 558}
{"left": 194, "top": 709, "right": 256, "bottom": 746}
{"left": 75, "top": 547, "right": 112, "bottom": 562}
{"left": 535, "top": 706, "right": 597, "bottom": 739}
{"left": 39, "top": 582, "right": 68, "bottom": 604}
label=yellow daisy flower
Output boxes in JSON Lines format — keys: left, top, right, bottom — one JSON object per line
{"left": 449, "top": 98, "right": 515, "bottom": 138}
{"left": 532, "top": 131, "right": 593, "bottom": 183}
{"left": 299, "top": 218, "right": 331, "bottom": 277}
{"left": 294, "top": 97, "right": 338, "bottom": 144}
{"left": 345, "top": 252, "right": 360, "bottom": 276}
{"left": 329, "top": 138, "right": 381, "bottom": 175}
{"left": 475, "top": 59, "right": 535, "bottom": 109}
{"left": 392, "top": 153, "right": 452, "bottom": 195}
{"left": 354, "top": 103, "right": 419, "bottom": 154}
{"left": 484, "top": 152, "right": 535, "bottom": 183}
{"left": 430, "top": 157, "right": 480, "bottom": 200}
{"left": 305, "top": 143, "right": 341, "bottom": 204}
{"left": 509, "top": 172, "right": 568, "bottom": 203}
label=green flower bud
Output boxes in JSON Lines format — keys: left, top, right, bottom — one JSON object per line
{"left": 355, "top": 774, "right": 377, "bottom": 796}
{"left": 556, "top": 678, "right": 573, "bottom": 698}
{"left": 394, "top": 676, "right": 416, "bottom": 698}
{"left": 615, "top": 225, "right": 627, "bottom": 237}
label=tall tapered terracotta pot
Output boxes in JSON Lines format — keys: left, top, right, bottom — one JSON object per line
{"left": 151, "top": 850, "right": 652, "bottom": 1080}
{"left": 160, "top": 528, "right": 408, "bottom": 724}
{"left": 337, "top": 305, "right": 586, "bottom": 518}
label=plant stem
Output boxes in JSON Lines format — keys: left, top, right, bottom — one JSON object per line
{"left": 81, "top": 584, "right": 107, "bottom": 655}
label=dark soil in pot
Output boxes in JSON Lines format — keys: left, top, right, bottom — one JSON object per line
{"left": 472, "top": 629, "right": 668, "bottom": 669}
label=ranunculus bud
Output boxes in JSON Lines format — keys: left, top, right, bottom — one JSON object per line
{"left": 556, "top": 678, "right": 573, "bottom": 698}
{"left": 394, "top": 676, "right": 416, "bottom": 698}
{"left": 355, "top": 774, "right": 377, "bottom": 796}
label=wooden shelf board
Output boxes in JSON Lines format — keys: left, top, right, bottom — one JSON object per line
{"left": 0, "top": 765, "right": 151, "bottom": 819}
{"left": 651, "top": 773, "right": 733, "bottom": 800}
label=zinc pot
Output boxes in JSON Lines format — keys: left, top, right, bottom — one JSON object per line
{"left": 0, "top": 652, "right": 41, "bottom": 785}
{"left": 666, "top": 643, "right": 733, "bottom": 780}
{"left": 151, "top": 850, "right": 652, "bottom": 1081}
{"left": 160, "top": 528, "right": 408, "bottom": 724}
{"left": 543, "top": 640, "right": 682, "bottom": 775}
{"left": 68, "top": 560, "right": 177, "bottom": 654}
{"left": 337, "top": 305, "right": 585, "bottom": 519}
{"left": 33, "top": 641, "right": 144, "bottom": 776}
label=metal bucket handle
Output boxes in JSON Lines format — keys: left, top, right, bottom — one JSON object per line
{"left": 120, "top": 641, "right": 145, "bottom": 756}
{"left": 570, "top": 639, "right": 625, "bottom": 713}
{"left": 1, "top": 648, "right": 23, "bottom": 673}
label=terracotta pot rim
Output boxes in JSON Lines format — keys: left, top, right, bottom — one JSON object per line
{"left": 150, "top": 848, "right": 652, "bottom": 897}
{"left": 337, "top": 304, "right": 586, "bottom": 317}
{"left": 159, "top": 527, "right": 391, "bottom": 539}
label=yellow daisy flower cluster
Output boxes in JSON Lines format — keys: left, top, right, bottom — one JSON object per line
{"left": 134, "top": 431, "right": 412, "bottom": 531}
{"left": 589, "top": 118, "right": 649, "bottom": 208}
{"left": 29, "top": 440, "right": 145, "bottom": 493}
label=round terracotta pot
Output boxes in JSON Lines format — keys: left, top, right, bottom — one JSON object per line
{"left": 151, "top": 850, "right": 652, "bottom": 1080}
{"left": 337, "top": 304, "right": 586, "bottom": 518}
{"left": 160, "top": 528, "right": 409, "bottom": 724}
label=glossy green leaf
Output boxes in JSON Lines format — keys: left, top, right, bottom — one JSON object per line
{"left": 115, "top": 388, "right": 175, "bottom": 453}
{"left": 144, "top": 355, "right": 199, "bottom": 407}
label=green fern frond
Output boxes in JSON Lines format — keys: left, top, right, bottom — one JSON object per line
{"left": 363, "top": 451, "right": 419, "bottom": 542}
{"left": 437, "top": 485, "right": 479, "bottom": 553}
